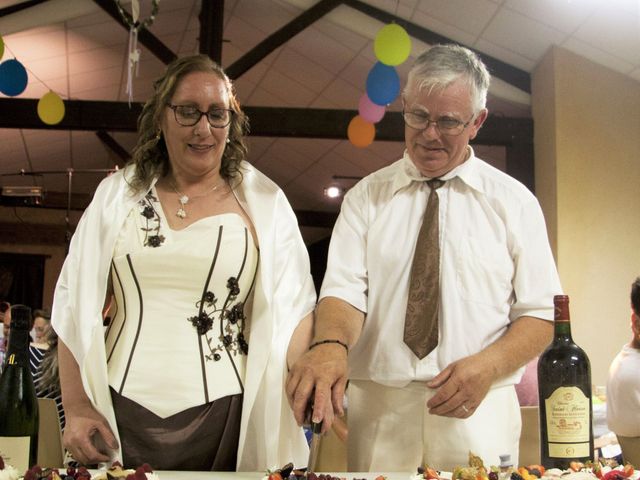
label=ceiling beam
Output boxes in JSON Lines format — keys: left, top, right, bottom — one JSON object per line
{"left": 199, "top": 0, "right": 225, "bottom": 63}
{"left": 0, "top": 98, "right": 529, "bottom": 146}
{"left": 344, "top": 0, "right": 531, "bottom": 93}
{"left": 0, "top": 0, "right": 48, "bottom": 17}
{"left": 92, "top": 0, "right": 177, "bottom": 65}
{"left": 95, "top": 130, "right": 130, "bottom": 167}
{"left": 225, "top": 0, "right": 343, "bottom": 79}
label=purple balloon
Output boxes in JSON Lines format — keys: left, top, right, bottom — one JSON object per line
{"left": 359, "top": 93, "right": 385, "bottom": 123}
{"left": 0, "top": 59, "right": 28, "bottom": 96}
{"left": 366, "top": 62, "right": 400, "bottom": 106}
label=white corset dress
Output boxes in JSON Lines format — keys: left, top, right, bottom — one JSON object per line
{"left": 105, "top": 188, "right": 259, "bottom": 418}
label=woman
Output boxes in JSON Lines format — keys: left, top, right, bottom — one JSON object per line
{"left": 29, "top": 308, "right": 51, "bottom": 376}
{"left": 52, "top": 55, "right": 316, "bottom": 471}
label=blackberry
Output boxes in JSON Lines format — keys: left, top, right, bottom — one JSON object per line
{"left": 511, "top": 473, "right": 524, "bottom": 480}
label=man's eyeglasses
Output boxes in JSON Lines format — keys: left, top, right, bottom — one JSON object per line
{"left": 402, "top": 110, "right": 473, "bottom": 136}
{"left": 167, "top": 104, "right": 234, "bottom": 128}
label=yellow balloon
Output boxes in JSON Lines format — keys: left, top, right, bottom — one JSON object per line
{"left": 347, "top": 115, "right": 375, "bottom": 148}
{"left": 0, "top": 35, "right": 4, "bottom": 60}
{"left": 37, "top": 91, "right": 65, "bottom": 125}
{"left": 374, "top": 23, "right": 411, "bottom": 66}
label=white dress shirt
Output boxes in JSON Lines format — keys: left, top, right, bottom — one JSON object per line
{"left": 320, "top": 148, "right": 562, "bottom": 387}
{"left": 607, "top": 344, "right": 640, "bottom": 437}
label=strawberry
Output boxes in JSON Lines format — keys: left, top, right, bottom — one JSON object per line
{"left": 569, "top": 462, "right": 584, "bottom": 472}
{"left": 603, "top": 470, "right": 625, "bottom": 480}
{"left": 141, "top": 463, "right": 153, "bottom": 473}
{"left": 268, "top": 472, "right": 283, "bottom": 480}
{"left": 623, "top": 465, "right": 634, "bottom": 478}
{"left": 0, "top": 456, "right": 4, "bottom": 470}
{"left": 425, "top": 468, "right": 440, "bottom": 479}
{"left": 591, "top": 463, "right": 603, "bottom": 479}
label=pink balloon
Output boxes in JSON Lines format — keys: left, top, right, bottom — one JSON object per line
{"left": 358, "top": 93, "right": 385, "bottom": 123}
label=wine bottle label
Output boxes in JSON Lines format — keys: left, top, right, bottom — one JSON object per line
{"left": 0, "top": 436, "right": 31, "bottom": 472}
{"left": 544, "top": 386, "right": 591, "bottom": 458}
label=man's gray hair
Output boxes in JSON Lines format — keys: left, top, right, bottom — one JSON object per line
{"left": 404, "top": 44, "right": 491, "bottom": 113}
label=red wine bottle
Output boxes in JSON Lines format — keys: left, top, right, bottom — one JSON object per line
{"left": 537, "top": 295, "right": 594, "bottom": 468}
{"left": 0, "top": 305, "right": 39, "bottom": 471}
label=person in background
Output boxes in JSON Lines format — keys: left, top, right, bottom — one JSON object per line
{"left": 286, "top": 44, "right": 561, "bottom": 471}
{"left": 52, "top": 54, "right": 316, "bottom": 471}
{"left": 29, "top": 308, "right": 52, "bottom": 376}
{"left": 31, "top": 308, "right": 52, "bottom": 347}
{"left": 514, "top": 357, "right": 539, "bottom": 406}
{"left": 33, "top": 325, "right": 66, "bottom": 430}
{"left": 0, "top": 301, "right": 10, "bottom": 372}
{"left": 606, "top": 276, "right": 640, "bottom": 466}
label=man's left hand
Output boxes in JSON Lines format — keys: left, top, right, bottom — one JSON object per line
{"left": 425, "top": 354, "right": 495, "bottom": 418}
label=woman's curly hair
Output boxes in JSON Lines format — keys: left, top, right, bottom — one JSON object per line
{"left": 128, "top": 54, "right": 250, "bottom": 193}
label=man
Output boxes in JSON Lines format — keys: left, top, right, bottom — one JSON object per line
{"left": 606, "top": 277, "right": 640, "bottom": 466}
{"left": 286, "top": 44, "right": 562, "bottom": 470}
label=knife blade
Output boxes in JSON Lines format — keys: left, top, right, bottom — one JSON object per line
{"left": 307, "top": 420, "right": 323, "bottom": 472}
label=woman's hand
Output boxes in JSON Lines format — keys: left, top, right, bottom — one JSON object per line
{"left": 63, "top": 402, "right": 118, "bottom": 465}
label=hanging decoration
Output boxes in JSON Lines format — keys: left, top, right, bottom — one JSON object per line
{"left": 358, "top": 93, "right": 385, "bottom": 123}
{"left": 348, "top": 22, "right": 411, "bottom": 148}
{"left": 38, "top": 91, "right": 66, "bottom": 125}
{"left": 0, "top": 35, "right": 4, "bottom": 60}
{"left": 0, "top": 58, "right": 28, "bottom": 96}
{"left": 374, "top": 23, "right": 411, "bottom": 66}
{"left": 347, "top": 115, "right": 375, "bottom": 148}
{"left": 366, "top": 62, "right": 401, "bottom": 106}
{"left": 115, "top": 0, "right": 160, "bottom": 105}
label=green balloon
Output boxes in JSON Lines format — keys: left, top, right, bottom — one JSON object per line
{"left": 374, "top": 24, "right": 411, "bottom": 66}
{"left": 0, "top": 36, "right": 4, "bottom": 60}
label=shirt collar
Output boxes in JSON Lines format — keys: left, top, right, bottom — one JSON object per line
{"left": 393, "top": 146, "right": 483, "bottom": 194}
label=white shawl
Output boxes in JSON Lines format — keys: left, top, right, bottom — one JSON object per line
{"left": 51, "top": 162, "right": 317, "bottom": 470}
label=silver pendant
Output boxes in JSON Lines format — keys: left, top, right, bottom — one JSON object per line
{"left": 176, "top": 195, "right": 189, "bottom": 219}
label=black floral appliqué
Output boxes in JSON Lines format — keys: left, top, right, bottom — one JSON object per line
{"left": 187, "top": 279, "right": 249, "bottom": 362}
{"left": 138, "top": 192, "right": 165, "bottom": 248}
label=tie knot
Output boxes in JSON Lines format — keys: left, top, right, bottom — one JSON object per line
{"left": 427, "top": 178, "right": 445, "bottom": 190}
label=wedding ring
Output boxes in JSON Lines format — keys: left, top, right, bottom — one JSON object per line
{"left": 461, "top": 404, "right": 470, "bottom": 413}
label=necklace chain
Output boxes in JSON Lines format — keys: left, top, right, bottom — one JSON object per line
{"left": 169, "top": 178, "right": 225, "bottom": 219}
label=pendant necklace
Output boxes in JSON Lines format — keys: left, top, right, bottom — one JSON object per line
{"left": 170, "top": 178, "right": 225, "bottom": 219}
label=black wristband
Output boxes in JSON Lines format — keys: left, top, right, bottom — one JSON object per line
{"left": 308, "top": 339, "right": 349, "bottom": 353}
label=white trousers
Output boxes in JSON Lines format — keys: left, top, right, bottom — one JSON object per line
{"left": 347, "top": 380, "right": 521, "bottom": 472}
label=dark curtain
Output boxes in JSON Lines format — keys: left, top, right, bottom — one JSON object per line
{"left": 0, "top": 253, "right": 46, "bottom": 309}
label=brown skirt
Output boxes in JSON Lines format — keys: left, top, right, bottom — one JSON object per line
{"left": 110, "top": 387, "right": 242, "bottom": 471}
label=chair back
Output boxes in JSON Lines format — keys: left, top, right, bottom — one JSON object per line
{"left": 37, "top": 397, "right": 64, "bottom": 467}
{"left": 519, "top": 406, "right": 540, "bottom": 466}
{"left": 617, "top": 435, "right": 640, "bottom": 466}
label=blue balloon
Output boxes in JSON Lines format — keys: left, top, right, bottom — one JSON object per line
{"left": 366, "top": 62, "right": 400, "bottom": 106}
{"left": 0, "top": 59, "right": 28, "bottom": 96}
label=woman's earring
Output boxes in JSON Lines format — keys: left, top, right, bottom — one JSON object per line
{"left": 226, "top": 137, "right": 230, "bottom": 144}
{"left": 155, "top": 130, "right": 162, "bottom": 141}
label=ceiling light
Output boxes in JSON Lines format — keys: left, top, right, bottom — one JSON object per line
{"left": 323, "top": 186, "right": 343, "bottom": 198}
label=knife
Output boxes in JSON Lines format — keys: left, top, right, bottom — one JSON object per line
{"left": 307, "top": 420, "right": 323, "bottom": 472}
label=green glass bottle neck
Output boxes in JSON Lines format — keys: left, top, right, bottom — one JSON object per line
{"left": 5, "top": 328, "right": 31, "bottom": 365}
{"left": 553, "top": 319, "right": 573, "bottom": 341}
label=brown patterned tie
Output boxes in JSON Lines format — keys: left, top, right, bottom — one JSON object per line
{"left": 404, "top": 178, "right": 445, "bottom": 359}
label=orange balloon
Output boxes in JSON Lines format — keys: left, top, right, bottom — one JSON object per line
{"left": 347, "top": 115, "right": 375, "bottom": 148}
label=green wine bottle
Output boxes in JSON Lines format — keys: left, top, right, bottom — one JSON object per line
{"left": 0, "top": 305, "right": 39, "bottom": 471}
{"left": 537, "top": 295, "right": 594, "bottom": 468}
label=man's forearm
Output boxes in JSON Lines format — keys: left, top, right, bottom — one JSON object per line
{"left": 478, "top": 315, "right": 553, "bottom": 380}
{"left": 313, "top": 296, "right": 365, "bottom": 348}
